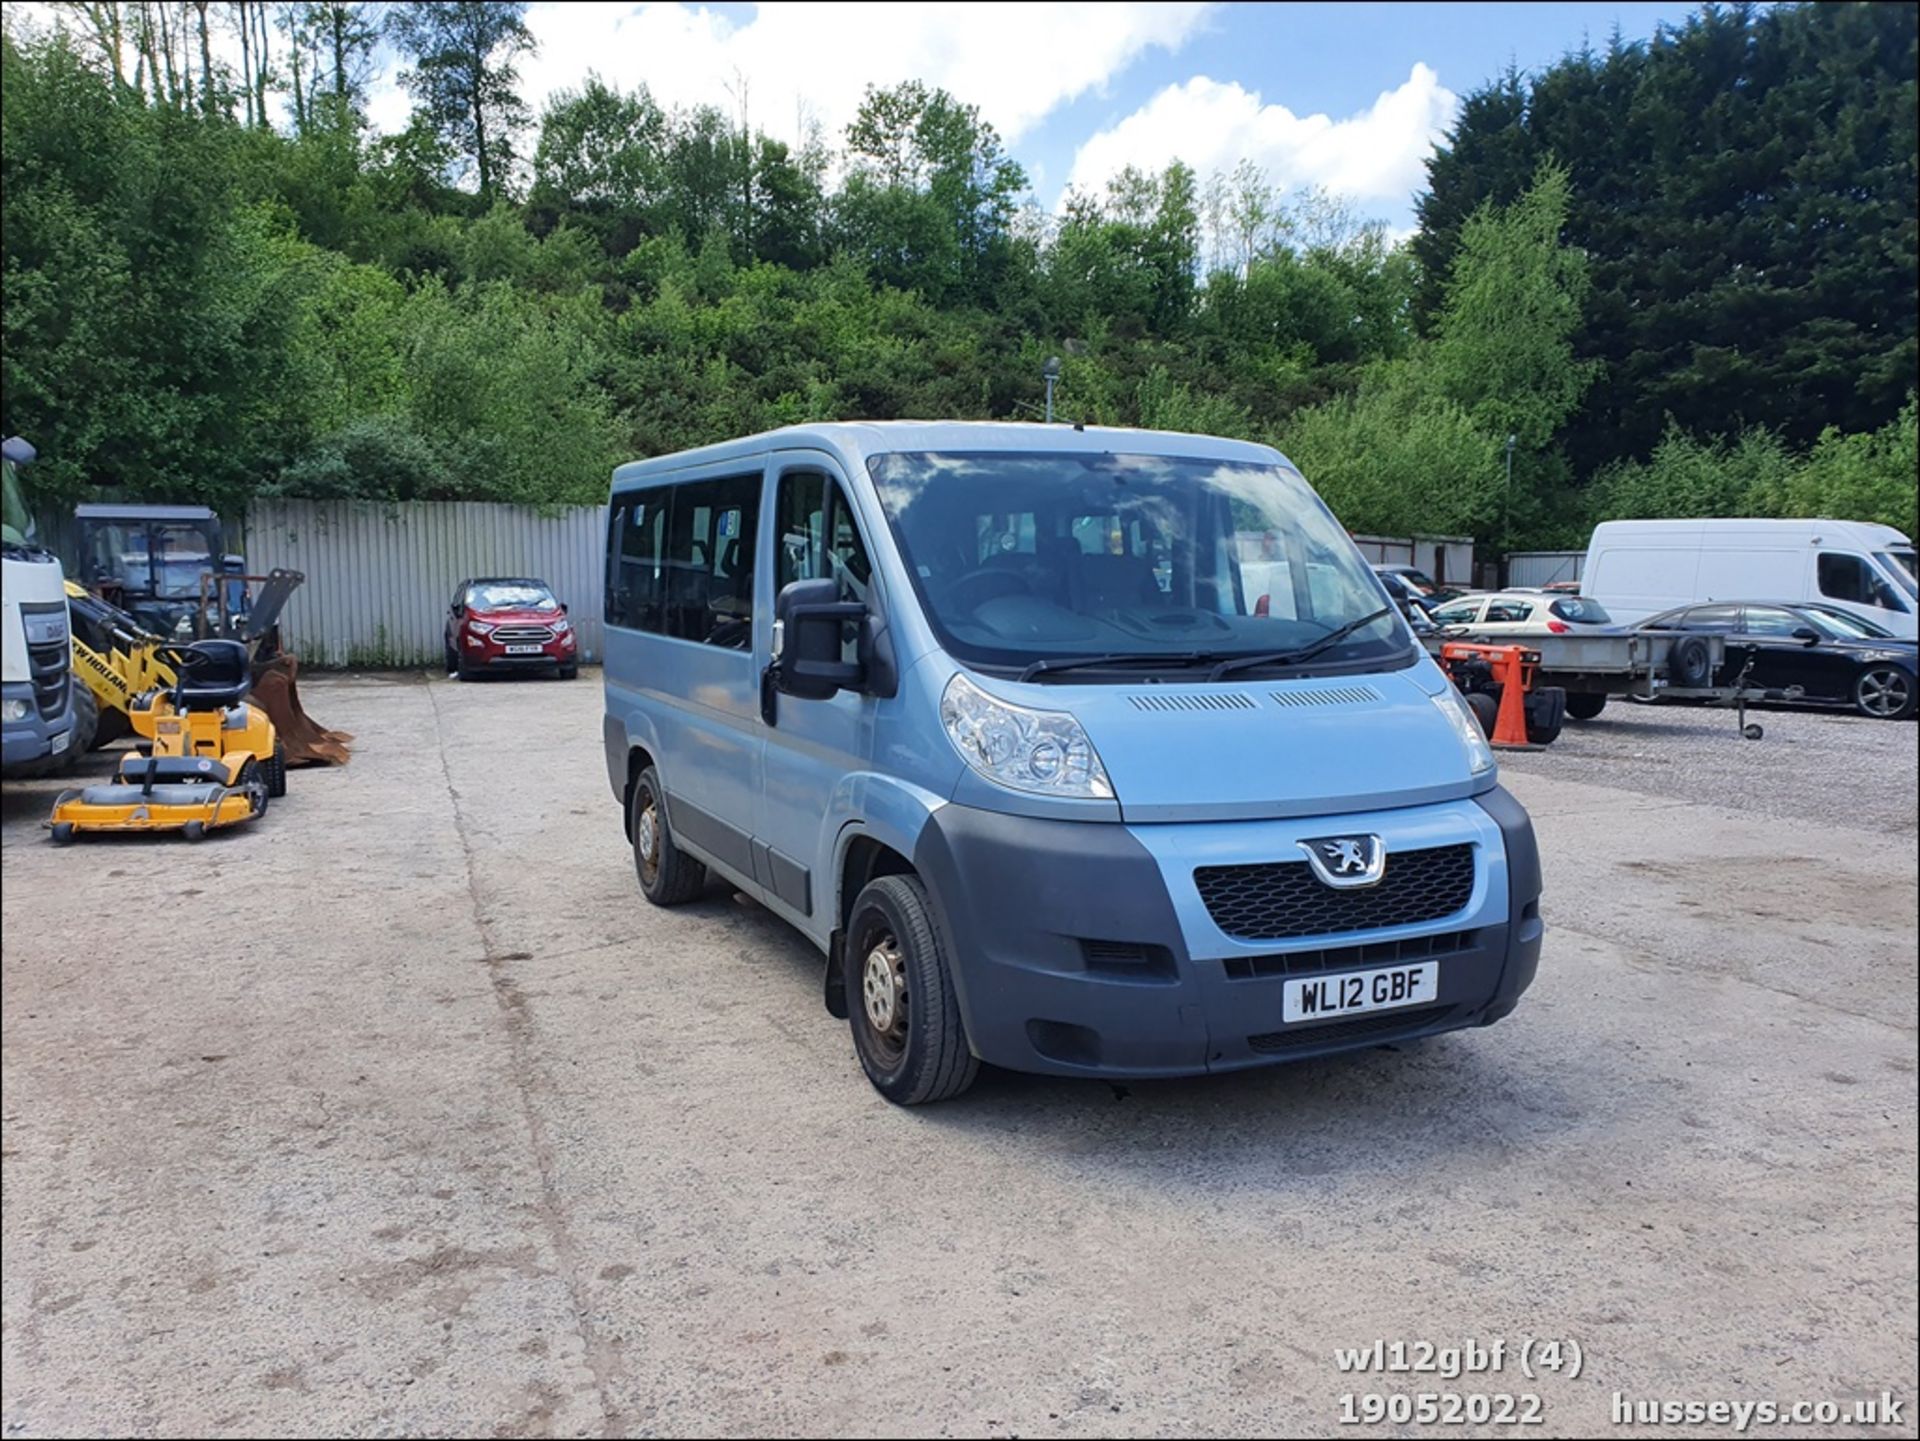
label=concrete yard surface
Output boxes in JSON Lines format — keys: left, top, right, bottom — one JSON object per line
{"left": 2, "top": 674, "right": 1915, "bottom": 1438}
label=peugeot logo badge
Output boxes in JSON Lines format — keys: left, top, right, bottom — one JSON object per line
{"left": 1298, "top": 834, "right": 1387, "bottom": 889}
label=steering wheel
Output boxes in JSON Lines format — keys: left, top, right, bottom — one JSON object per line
{"left": 947, "top": 567, "right": 1035, "bottom": 612}
{"left": 156, "top": 643, "right": 215, "bottom": 671}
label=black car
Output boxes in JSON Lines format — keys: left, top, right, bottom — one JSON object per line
{"left": 1641, "top": 601, "right": 1917, "bottom": 719}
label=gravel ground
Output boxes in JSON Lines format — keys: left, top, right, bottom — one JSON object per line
{"left": 1503, "top": 699, "right": 1918, "bottom": 836}
{"left": 2, "top": 671, "right": 1914, "bottom": 1438}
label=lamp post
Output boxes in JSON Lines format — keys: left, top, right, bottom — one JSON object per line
{"left": 1502, "top": 433, "right": 1517, "bottom": 584}
{"left": 1043, "top": 356, "right": 1062, "bottom": 424}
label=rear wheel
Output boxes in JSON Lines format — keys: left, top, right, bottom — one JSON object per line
{"left": 1854, "top": 666, "right": 1916, "bottom": 720}
{"left": 182, "top": 820, "right": 207, "bottom": 842}
{"left": 237, "top": 757, "right": 268, "bottom": 816}
{"left": 1565, "top": 692, "right": 1608, "bottom": 720}
{"left": 261, "top": 740, "right": 288, "bottom": 798}
{"left": 631, "top": 764, "right": 706, "bottom": 905}
{"left": 50, "top": 821, "right": 76, "bottom": 845}
{"left": 844, "top": 874, "right": 978, "bottom": 1105}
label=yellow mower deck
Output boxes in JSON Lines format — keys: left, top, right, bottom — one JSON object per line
{"left": 47, "top": 639, "right": 279, "bottom": 843}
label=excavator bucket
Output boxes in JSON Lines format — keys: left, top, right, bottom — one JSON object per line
{"left": 250, "top": 652, "right": 353, "bottom": 766}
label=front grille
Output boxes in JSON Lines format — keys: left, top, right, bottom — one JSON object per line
{"left": 1247, "top": 1005, "right": 1454, "bottom": 1054}
{"left": 1222, "top": 927, "right": 1478, "bottom": 980}
{"left": 1196, "top": 844, "right": 1475, "bottom": 941}
{"left": 27, "top": 640, "right": 70, "bottom": 720}
{"left": 492, "top": 624, "right": 554, "bottom": 644}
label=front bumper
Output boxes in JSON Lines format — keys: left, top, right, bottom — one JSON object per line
{"left": 462, "top": 636, "right": 576, "bottom": 670}
{"left": 912, "top": 785, "right": 1543, "bottom": 1079}
{"left": 2, "top": 679, "right": 75, "bottom": 769}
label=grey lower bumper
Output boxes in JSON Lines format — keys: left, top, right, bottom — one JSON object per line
{"left": 2, "top": 679, "right": 74, "bottom": 769}
{"left": 912, "top": 784, "right": 1544, "bottom": 1079}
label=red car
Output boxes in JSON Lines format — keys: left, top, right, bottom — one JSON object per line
{"left": 444, "top": 577, "right": 578, "bottom": 680}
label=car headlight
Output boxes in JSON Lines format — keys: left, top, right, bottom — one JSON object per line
{"left": 940, "top": 673, "right": 1113, "bottom": 799}
{"left": 2, "top": 698, "right": 30, "bottom": 722}
{"left": 467, "top": 622, "right": 494, "bottom": 637}
{"left": 551, "top": 616, "right": 571, "bottom": 633}
{"left": 1431, "top": 687, "right": 1496, "bottom": 776}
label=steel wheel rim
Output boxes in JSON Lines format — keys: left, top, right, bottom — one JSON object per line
{"left": 861, "top": 934, "right": 909, "bottom": 1062}
{"left": 1860, "top": 669, "right": 1908, "bottom": 717}
{"left": 637, "top": 798, "right": 660, "bottom": 884}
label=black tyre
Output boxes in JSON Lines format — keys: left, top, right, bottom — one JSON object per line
{"left": 68, "top": 686, "right": 99, "bottom": 762}
{"left": 844, "top": 874, "right": 979, "bottom": 1105}
{"left": 50, "top": 821, "right": 76, "bottom": 846}
{"left": 1853, "top": 666, "right": 1916, "bottom": 720}
{"left": 1525, "top": 686, "right": 1566, "bottom": 746}
{"left": 182, "top": 820, "right": 207, "bottom": 842}
{"left": 1464, "top": 691, "right": 1499, "bottom": 738}
{"left": 558, "top": 663, "right": 579, "bottom": 681}
{"left": 630, "top": 765, "right": 706, "bottom": 905}
{"left": 1670, "top": 636, "right": 1714, "bottom": 689}
{"left": 261, "top": 741, "right": 288, "bottom": 798}
{"left": 444, "top": 640, "right": 459, "bottom": 676}
{"left": 237, "top": 757, "right": 268, "bottom": 816}
{"left": 1565, "top": 691, "right": 1608, "bottom": 721}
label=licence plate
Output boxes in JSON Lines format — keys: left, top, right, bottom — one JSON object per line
{"left": 1282, "top": 963, "right": 1438, "bottom": 1024}
{"left": 504, "top": 644, "right": 545, "bottom": 655}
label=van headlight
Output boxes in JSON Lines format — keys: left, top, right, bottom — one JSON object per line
{"left": 940, "top": 673, "right": 1113, "bottom": 799}
{"left": 2, "top": 698, "right": 29, "bottom": 722}
{"left": 1431, "top": 687, "right": 1496, "bottom": 776}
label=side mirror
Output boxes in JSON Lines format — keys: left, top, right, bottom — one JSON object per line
{"left": 560, "top": 602, "right": 569, "bottom": 614}
{"left": 773, "top": 578, "right": 865, "bottom": 700}
{"left": 1792, "top": 626, "right": 1820, "bottom": 644}
{"left": 451, "top": 602, "right": 464, "bottom": 616}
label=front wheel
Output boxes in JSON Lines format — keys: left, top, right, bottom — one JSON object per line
{"left": 630, "top": 765, "right": 706, "bottom": 905}
{"left": 844, "top": 875, "right": 978, "bottom": 1105}
{"left": 558, "top": 662, "right": 578, "bottom": 681}
{"left": 1565, "top": 692, "right": 1608, "bottom": 721}
{"left": 1854, "top": 666, "right": 1916, "bottom": 720}
{"left": 262, "top": 740, "right": 288, "bottom": 798}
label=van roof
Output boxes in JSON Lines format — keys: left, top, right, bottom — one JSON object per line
{"left": 1589, "top": 517, "right": 1912, "bottom": 544}
{"left": 611, "top": 421, "right": 1289, "bottom": 489}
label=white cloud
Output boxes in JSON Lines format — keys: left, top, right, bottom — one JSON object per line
{"left": 1063, "top": 64, "right": 1459, "bottom": 211}
{"left": 514, "top": 1, "right": 1217, "bottom": 148}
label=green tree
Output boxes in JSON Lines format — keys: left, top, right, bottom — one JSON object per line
{"left": 386, "top": 0, "right": 535, "bottom": 203}
{"left": 1428, "top": 158, "right": 1596, "bottom": 454}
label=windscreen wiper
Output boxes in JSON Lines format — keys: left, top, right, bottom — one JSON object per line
{"left": 1018, "top": 651, "right": 1218, "bottom": 682}
{"left": 1205, "top": 607, "right": 1396, "bottom": 682}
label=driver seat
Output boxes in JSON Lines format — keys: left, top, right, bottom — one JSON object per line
{"left": 172, "top": 639, "right": 253, "bottom": 711}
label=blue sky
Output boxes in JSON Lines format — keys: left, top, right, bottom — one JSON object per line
{"left": 1017, "top": 3, "right": 1707, "bottom": 216}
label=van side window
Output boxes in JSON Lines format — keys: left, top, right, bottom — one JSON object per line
{"left": 607, "top": 490, "right": 667, "bottom": 632}
{"left": 660, "top": 474, "right": 760, "bottom": 648}
{"left": 777, "top": 471, "right": 871, "bottom": 663}
{"left": 1818, "top": 552, "right": 1899, "bottom": 610}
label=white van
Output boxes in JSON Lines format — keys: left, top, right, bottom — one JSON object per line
{"left": 1582, "top": 519, "right": 1918, "bottom": 638}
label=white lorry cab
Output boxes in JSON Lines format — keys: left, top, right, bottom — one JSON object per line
{"left": 1582, "top": 518, "right": 1918, "bottom": 638}
{"left": 2, "top": 437, "right": 76, "bottom": 773}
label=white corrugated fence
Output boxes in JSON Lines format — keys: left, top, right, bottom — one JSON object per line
{"left": 244, "top": 500, "right": 607, "bottom": 668}
{"left": 1505, "top": 550, "right": 1586, "bottom": 589}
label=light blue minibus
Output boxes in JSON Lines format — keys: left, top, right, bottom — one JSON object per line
{"left": 603, "top": 423, "right": 1542, "bottom": 1103}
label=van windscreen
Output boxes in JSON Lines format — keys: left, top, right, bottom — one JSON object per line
{"left": 867, "top": 451, "right": 1408, "bottom": 677}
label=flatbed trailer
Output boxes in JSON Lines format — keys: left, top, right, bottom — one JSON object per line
{"left": 1422, "top": 627, "right": 1800, "bottom": 739}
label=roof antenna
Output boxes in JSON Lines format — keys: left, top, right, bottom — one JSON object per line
{"left": 1074, "top": 417, "right": 1086, "bottom": 432}
{"left": 1042, "top": 356, "right": 1061, "bottom": 423}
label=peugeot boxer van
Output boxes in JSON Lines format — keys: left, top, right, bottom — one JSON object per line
{"left": 1583, "top": 518, "right": 1918, "bottom": 638}
{"left": 603, "top": 424, "right": 1543, "bottom": 1103}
